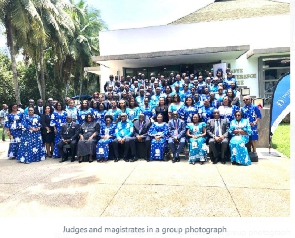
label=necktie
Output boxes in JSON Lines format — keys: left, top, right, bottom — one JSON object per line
{"left": 215, "top": 120, "right": 220, "bottom": 136}
{"left": 175, "top": 120, "right": 178, "bottom": 135}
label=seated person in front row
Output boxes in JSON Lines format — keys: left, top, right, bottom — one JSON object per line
{"left": 168, "top": 111, "right": 186, "bottom": 163}
{"left": 131, "top": 112, "right": 151, "bottom": 161}
{"left": 57, "top": 115, "right": 80, "bottom": 163}
{"left": 112, "top": 113, "right": 135, "bottom": 162}
{"left": 206, "top": 109, "right": 229, "bottom": 165}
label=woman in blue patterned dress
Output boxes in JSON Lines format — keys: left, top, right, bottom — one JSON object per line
{"left": 177, "top": 96, "right": 198, "bottom": 124}
{"left": 77, "top": 100, "right": 94, "bottom": 125}
{"left": 228, "top": 110, "right": 252, "bottom": 166}
{"left": 105, "top": 100, "right": 122, "bottom": 124}
{"left": 50, "top": 102, "right": 68, "bottom": 158}
{"left": 128, "top": 97, "right": 140, "bottom": 122}
{"left": 218, "top": 96, "right": 240, "bottom": 123}
{"left": 96, "top": 103, "right": 107, "bottom": 126}
{"left": 186, "top": 113, "right": 207, "bottom": 165}
{"left": 168, "top": 94, "right": 183, "bottom": 119}
{"left": 4, "top": 103, "right": 23, "bottom": 159}
{"left": 17, "top": 108, "right": 46, "bottom": 163}
{"left": 148, "top": 113, "right": 169, "bottom": 161}
{"left": 96, "top": 115, "right": 116, "bottom": 162}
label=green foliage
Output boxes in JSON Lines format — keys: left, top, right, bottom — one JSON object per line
{"left": 0, "top": 52, "right": 15, "bottom": 104}
{"left": 272, "top": 123, "right": 290, "bottom": 158}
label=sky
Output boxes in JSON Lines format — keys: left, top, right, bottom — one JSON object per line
{"left": 0, "top": 0, "right": 214, "bottom": 49}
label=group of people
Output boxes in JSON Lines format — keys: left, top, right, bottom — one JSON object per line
{"left": 3, "top": 69, "right": 262, "bottom": 165}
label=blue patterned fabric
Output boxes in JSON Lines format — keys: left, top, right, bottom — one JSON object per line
{"left": 50, "top": 111, "right": 68, "bottom": 158}
{"left": 186, "top": 122, "right": 207, "bottom": 163}
{"left": 177, "top": 105, "right": 199, "bottom": 123}
{"left": 94, "top": 109, "right": 106, "bottom": 126}
{"left": 4, "top": 113, "right": 23, "bottom": 158}
{"left": 199, "top": 106, "right": 214, "bottom": 123}
{"left": 148, "top": 122, "right": 169, "bottom": 160}
{"left": 127, "top": 107, "right": 140, "bottom": 121}
{"left": 17, "top": 114, "right": 46, "bottom": 163}
{"left": 77, "top": 108, "right": 94, "bottom": 125}
{"left": 140, "top": 106, "right": 156, "bottom": 120}
{"left": 168, "top": 102, "right": 183, "bottom": 114}
{"left": 115, "top": 120, "right": 133, "bottom": 138}
{"left": 241, "top": 104, "right": 262, "bottom": 141}
{"left": 105, "top": 108, "right": 122, "bottom": 123}
{"left": 228, "top": 118, "right": 252, "bottom": 165}
{"left": 96, "top": 124, "right": 116, "bottom": 160}
{"left": 219, "top": 105, "right": 240, "bottom": 123}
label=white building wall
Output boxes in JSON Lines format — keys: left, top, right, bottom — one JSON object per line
{"left": 99, "top": 15, "right": 290, "bottom": 56}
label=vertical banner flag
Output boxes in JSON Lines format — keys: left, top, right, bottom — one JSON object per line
{"left": 269, "top": 73, "right": 290, "bottom": 136}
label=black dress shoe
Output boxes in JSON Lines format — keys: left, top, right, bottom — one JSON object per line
{"left": 71, "top": 158, "right": 75, "bottom": 162}
{"left": 172, "top": 159, "right": 176, "bottom": 163}
{"left": 176, "top": 157, "right": 180, "bottom": 162}
{"left": 114, "top": 158, "right": 118, "bottom": 162}
{"left": 59, "top": 158, "right": 66, "bottom": 163}
{"left": 89, "top": 160, "right": 93, "bottom": 163}
{"left": 200, "top": 161, "right": 204, "bottom": 165}
{"left": 231, "top": 161, "right": 237, "bottom": 165}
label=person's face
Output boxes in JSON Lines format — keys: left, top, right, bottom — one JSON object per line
{"left": 29, "top": 101, "right": 34, "bottom": 106}
{"left": 28, "top": 108, "right": 34, "bottom": 115}
{"left": 173, "top": 95, "right": 178, "bottom": 102}
{"left": 157, "top": 114, "right": 163, "bottom": 123}
{"left": 213, "top": 110, "right": 220, "bottom": 119}
{"left": 99, "top": 104, "right": 104, "bottom": 111}
{"left": 173, "top": 112, "right": 178, "bottom": 120}
{"left": 195, "top": 94, "right": 199, "bottom": 102}
{"left": 92, "top": 102, "right": 98, "bottom": 108}
{"left": 167, "top": 96, "right": 172, "bottom": 102}
{"left": 140, "top": 90, "right": 144, "bottom": 96}
{"left": 144, "top": 98, "right": 149, "bottom": 105}
{"left": 192, "top": 114, "right": 199, "bottom": 123}
{"left": 243, "top": 97, "right": 251, "bottom": 105}
{"left": 204, "top": 88, "right": 209, "bottom": 93}
{"left": 218, "top": 88, "right": 223, "bottom": 94}
{"left": 186, "top": 98, "right": 192, "bottom": 106}
{"left": 12, "top": 104, "right": 18, "bottom": 112}
{"left": 57, "top": 103, "right": 62, "bottom": 110}
{"left": 198, "top": 76, "right": 203, "bottom": 82}
{"left": 93, "top": 93, "right": 99, "bottom": 98}
{"left": 227, "top": 90, "right": 233, "bottom": 97}
{"left": 235, "top": 112, "right": 242, "bottom": 121}
{"left": 183, "top": 84, "right": 188, "bottom": 90}
{"left": 37, "top": 100, "right": 43, "bottom": 107}
{"left": 204, "top": 100, "right": 209, "bottom": 107}
{"left": 121, "top": 114, "right": 127, "bottom": 122}
{"left": 106, "top": 117, "right": 111, "bottom": 124}
{"left": 227, "top": 73, "right": 232, "bottom": 78}
{"left": 98, "top": 95, "right": 104, "bottom": 102}
{"left": 176, "top": 75, "right": 180, "bottom": 80}
{"left": 87, "top": 115, "right": 93, "bottom": 122}
{"left": 209, "top": 93, "right": 215, "bottom": 99}
{"left": 45, "top": 106, "right": 51, "bottom": 114}
{"left": 191, "top": 88, "right": 195, "bottom": 93}
{"left": 223, "top": 97, "right": 229, "bottom": 105}
{"left": 108, "top": 93, "right": 112, "bottom": 100}
{"left": 165, "top": 87, "right": 171, "bottom": 93}
{"left": 217, "top": 71, "right": 221, "bottom": 77}
{"left": 134, "top": 81, "right": 138, "bottom": 86}
{"left": 139, "top": 114, "right": 144, "bottom": 122}
{"left": 119, "top": 101, "right": 125, "bottom": 108}
{"left": 111, "top": 101, "right": 117, "bottom": 108}
{"left": 66, "top": 116, "right": 72, "bottom": 123}
{"left": 122, "top": 93, "right": 127, "bottom": 98}
{"left": 110, "top": 76, "right": 114, "bottom": 81}
{"left": 130, "top": 100, "right": 135, "bottom": 107}
{"left": 175, "top": 86, "right": 180, "bottom": 92}
{"left": 155, "top": 88, "right": 161, "bottom": 95}
{"left": 159, "top": 98, "right": 165, "bottom": 105}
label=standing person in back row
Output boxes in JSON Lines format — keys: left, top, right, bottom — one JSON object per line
{"left": 0, "top": 104, "right": 8, "bottom": 141}
{"left": 241, "top": 96, "right": 261, "bottom": 153}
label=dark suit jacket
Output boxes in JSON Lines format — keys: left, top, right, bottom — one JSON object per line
{"left": 34, "top": 106, "right": 43, "bottom": 116}
{"left": 133, "top": 118, "right": 151, "bottom": 139}
{"left": 167, "top": 118, "right": 186, "bottom": 140}
{"left": 60, "top": 122, "right": 80, "bottom": 141}
{"left": 206, "top": 118, "right": 229, "bottom": 139}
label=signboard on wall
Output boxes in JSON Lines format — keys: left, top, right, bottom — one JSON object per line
{"left": 213, "top": 63, "right": 227, "bottom": 77}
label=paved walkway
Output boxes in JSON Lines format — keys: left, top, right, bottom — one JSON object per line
{"left": 0, "top": 140, "right": 290, "bottom": 217}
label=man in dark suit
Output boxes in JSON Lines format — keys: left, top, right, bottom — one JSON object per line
{"left": 34, "top": 99, "right": 44, "bottom": 115}
{"left": 168, "top": 111, "right": 186, "bottom": 163}
{"left": 130, "top": 112, "right": 151, "bottom": 161}
{"left": 57, "top": 115, "right": 80, "bottom": 162}
{"left": 206, "top": 109, "right": 229, "bottom": 164}
{"left": 104, "top": 75, "right": 116, "bottom": 92}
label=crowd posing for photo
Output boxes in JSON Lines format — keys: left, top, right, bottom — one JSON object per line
{"left": 3, "top": 69, "right": 262, "bottom": 166}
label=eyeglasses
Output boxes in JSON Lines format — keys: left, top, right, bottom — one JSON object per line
{"left": 236, "top": 114, "right": 242, "bottom": 117}
{"left": 243, "top": 99, "right": 249, "bottom": 102}
{"left": 121, "top": 115, "right": 126, "bottom": 117}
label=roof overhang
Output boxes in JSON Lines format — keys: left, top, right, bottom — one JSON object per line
{"left": 92, "top": 45, "right": 250, "bottom": 68}
{"left": 84, "top": 66, "right": 100, "bottom": 75}
{"left": 246, "top": 47, "right": 290, "bottom": 59}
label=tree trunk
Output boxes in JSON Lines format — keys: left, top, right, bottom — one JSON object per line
{"left": 39, "top": 42, "right": 46, "bottom": 101}
{"left": 35, "top": 60, "right": 42, "bottom": 98}
{"left": 6, "top": 18, "right": 21, "bottom": 104}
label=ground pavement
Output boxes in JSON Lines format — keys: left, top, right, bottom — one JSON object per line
{"left": 0, "top": 140, "right": 290, "bottom": 217}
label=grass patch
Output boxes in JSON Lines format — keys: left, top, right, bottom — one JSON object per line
{"left": 272, "top": 123, "right": 290, "bottom": 158}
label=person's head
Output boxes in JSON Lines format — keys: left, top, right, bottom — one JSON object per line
{"left": 226, "top": 89, "right": 235, "bottom": 98}
{"left": 37, "top": 99, "right": 43, "bottom": 107}
{"left": 185, "top": 96, "right": 194, "bottom": 106}
{"left": 85, "top": 113, "right": 94, "bottom": 122}
{"left": 28, "top": 99, "right": 35, "bottom": 107}
{"left": 111, "top": 100, "right": 117, "bottom": 108}
{"left": 204, "top": 87, "right": 209, "bottom": 94}
{"left": 80, "top": 100, "right": 89, "bottom": 110}
{"left": 109, "top": 74, "right": 114, "bottom": 81}
{"left": 198, "top": 76, "right": 203, "bottom": 82}
{"left": 234, "top": 110, "right": 242, "bottom": 121}
{"left": 192, "top": 113, "right": 200, "bottom": 123}
{"left": 173, "top": 94, "right": 180, "bottom": 103}
{"left": 213, "top": 109, "right": 220, "bottom": 119}
{"left": 139, "top": 89, "right": 145, "bottom": 96}
{"left": 118, "top": 100, "right": 126, "bottom": 109}
{"left": 104, "top": 114, "right": 113, "bottom": 125}
{"left": 205, "top": 77, "right": 211, "bottom": 84}
{"left": 28, "top": 107, "right": 34, "bottom": 116}
{"left": 91, "top": 100, "right": 99, "bottom": 109}
{"left": 165, "top": 86, "right": 172, "bottom": 94}
{"left": 172, "top": 111, "right": 178, "bottom": 120}
{"left": 203, "top": 99, "right": 210, "bottom": 107}
{"left": 174, "top": 85, "right": 180, "bottom": 92}
{"left": 159, "top": 97, "right": 165, "bottom": 106}
{"left": 212, "top": 77, "right": 219, "bottom": 85}
{"left": 66, "top": 115, "right": 73, "bottom": 123}
{"left": 107, "top": 92, "right": 113, "bottom": 100}
{"left": 9, "top": 103, "right": 18, "bottom": 113}
{"left": 44, "top": 104, "right": 54, "bottom": 114}
{"left": 218, "top": 87, "right": 224, "bottom": 94}
{"left": 92, "top": 92, "right": 99, "bottom": 99}
{"left": 54, "top": 101, "right": 63, "bottom": 111}
{"left": 193, "top": 79, "right": 198, "bottom": 86}
{"left": 129, "top": 97, "right": 137, "bottom": 108}
{"left": 2, "top": 104, "right": 8, "bottom": 110}
{"left": 155, "top": 87, "right": 161, "bottom": 95}
{"left": 209, "top": 92, "right": 215, "bottom": 100}
{"left": 150, "top": 77, "right": 155, "bottom": 83}
{"left": 216, "top": 70, "right": 223, "bottom": 78}
{"left": 133, "top": 81, "right": 138, "bottom": 87}
{"left": 166, "top": 95, "right": 172, "bottom": 105}
{"left": 190, "top": 87, "right": 196, "bottom": 94}
{"left": 121, "top": 113, "right": 127, "bottom": 122}
{"left": 194, "top": 93, "right": 200, "bottom": 102}
{"left": 183, "top": 83, "right": 189, "bottom": 91}
{"left": 175, "top": 74, "right": 181, "bottom": 81}
{"left": 227, "top": 72, "right": 232, "bottom": 78}
{"left": 121, "top": 91, "right": 127, "bottom": 99}
{"left": 156, "top": 113, "right": 163, "bottom": 123}
{"left": 243, "top": 96, "right": 251, "bottom": 105}
{"left": 222, "top": 96, "right": 232, "bottom": 106}
{"left": 138, "top": 112, "right": 145, "bottom": 122}
{"left": 144, "top": 97, "right": 149, "bottom": 106}
{"left": 98, "top": 103, "right": 105, "bottom": 111}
